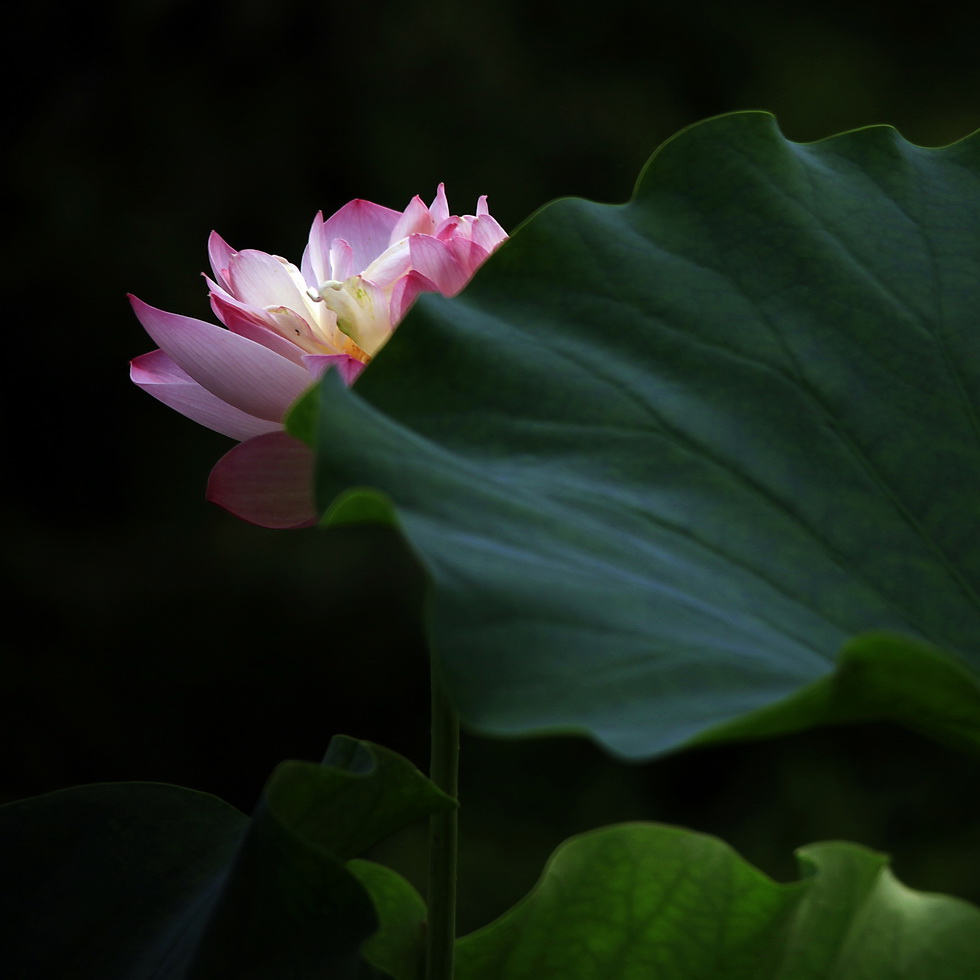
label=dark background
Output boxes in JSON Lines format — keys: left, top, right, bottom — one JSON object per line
{"left": 6, "top": 0, "right": 980, "bottom": 932}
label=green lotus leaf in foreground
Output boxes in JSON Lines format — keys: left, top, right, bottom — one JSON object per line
{"left": 454, "top": 823, "right": 980, "bottom": 980}
{"left": 290, "top": 111, "right": 980, "bottom": 759}
{"left": 0, "top": 738, "right": 444, "bottom": 978}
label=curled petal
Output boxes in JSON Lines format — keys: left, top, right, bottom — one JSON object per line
{"left": 429, "top": 183, "right": 450, "bottom": 225}
{"left": 208, "top": 285, "right": 330, "bottom": 356}
{"left": 320, "top": 199, "right": 401, "bottom": 272}
{"left": 300, "top": 223, "right": 357, "bottom": 290}
{"left": 301, "top": 211, "right": 329, "bottom": 288}
{"left": 445, "top": 237, "right": 491, "bottom": 280}
{"left": 408, "top": 235, "right": 470, "bottom": 296}
{"left": 264, "top": 306, "right": 335, "bottom": 353}
{"left": 208, "top": 232, "right": 237, "bottom": 292}
{"left": 329, "top": 239, "right": 354, "bottom": 282}
{"left": 208, "top": 293, "right": 309, "bottom": 365}
{"left": 361, "top": 237, "right": 412, "bottom": 289}
{"left": 203, "top": 273, "right": 232, "bottom": 302}
{"left": 131, "top": 350, "right": 281, "bottom": 441}
{"left": 207, "top": 431, "right": 317, "bottom": 529}
{"left": 129, "top": 295, "right": 312, "bottom": 421}
{"left": 391, "top": 270, "right": 437, "bottom": 322}
{"left": 225, "top": 249, "right": 313, "bottom": 314}
{"left": 434, "top": 216, "right": 462, "bottom": 242}
{"left": 390, "top": 195, "right": 435, "bottom": 242}
{"left": 303, "top": 353, "right": 366, "bottom": 386}
{"left": 469, "top": 213, "right": 509, "bottom": 253}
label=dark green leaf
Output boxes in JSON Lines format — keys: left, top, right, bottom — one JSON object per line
{"left": 0, "top": 783, "right": 245, "bottom": 979}
{"left": 292, "top": 112, "right": 980, "bottom": 759}
{"left": 275, "top": 736, "right": 455, "bottom": 862}
{"left": 0, "top": 738, "right": 445, "bottom": 978}
{"left": 696, "top": 630, "right": 980, "bottom": 753}
{"left": 185, "top": 780, "right": 380, "bottom": 980}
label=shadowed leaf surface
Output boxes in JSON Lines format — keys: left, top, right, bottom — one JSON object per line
{"left": 0, "top": 738, "right": 443, "bottom": 978}
{"left": 291, "top": 112, "right": 980, "bottom": 759}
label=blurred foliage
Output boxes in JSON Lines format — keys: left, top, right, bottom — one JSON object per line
{"left": 4, "top": 0, "right": 980, "bottom": 938}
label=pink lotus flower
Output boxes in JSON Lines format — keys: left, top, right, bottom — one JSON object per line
{"left": 130, "top": 186, "right": 507, "bottom": 528}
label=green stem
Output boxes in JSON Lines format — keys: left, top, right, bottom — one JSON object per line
{"left": 426, "top": 666, "right": 459, "bottom": 980}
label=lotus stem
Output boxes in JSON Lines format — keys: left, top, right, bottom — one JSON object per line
{"left": 426, "top": 665, "right": 459, "bottom": 980}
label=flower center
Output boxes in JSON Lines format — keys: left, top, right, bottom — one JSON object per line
{"left": 306, "top": 277, "right": 389, "bottom": 359}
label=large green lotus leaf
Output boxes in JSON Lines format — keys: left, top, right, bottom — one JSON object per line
{"left": 454, "top": 823, "right": 980, "bottom": 979}
{"left": 0, "top": 738, "right": 444, "bottom": 978}
{"left": 290, "top": 111, "right": 980, "bottom": 759}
